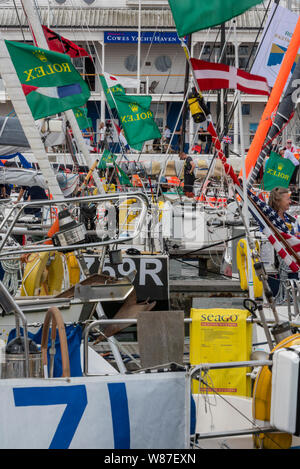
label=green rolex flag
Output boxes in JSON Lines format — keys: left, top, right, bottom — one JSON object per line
{"left": 115, "top": 164, "right": 132, "bottom": 186}
{"left": 168, "top": 0, "right": 263, "bottom": 37}
{"left": 5, "top": 40, "right": 90, "bottom": 120}
{"left": 261, "top": 151, "right": 295, "bottom": 191}
{"left": 98, "top": 149, "right": 117, "bottom": 170}
{"left": 73, "top": 106, "right": 92, "bottom": 130}
{"left": 99, "top": 75, "right": 126, "bottom": 110}
{"left": 113, "top": 94, "right": 161, "bottom": 148}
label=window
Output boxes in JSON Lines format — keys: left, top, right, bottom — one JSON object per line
{"left": 239, "top": 45, "right": 249, "bottom": 56}
{"left": 202, "top": 45, "right": 211, "bottom": 57}
{"left": 242, "top": 104, "right": 250, "bottom": 116}
{"left": 238, "top": 43, "right": 252, "bottom": 70}
{"left": 150, "top": 103, "right": 165, "bottom": 133}
{"left": 124, "top": 55, "right": 137, "bottom": 72}
{"left": 239, "top": 57, "right": 248, "bottom": 69}
{"left": 73, "top": 51, "right": 95, "bottom": 91}
{"left": 226, "top": 45, "right": 235, "bottom": 56}
{"left": 249, "top": 123, "right": 258, "bottom": 143}
{"left": 155, "top": 55, "right": 172, "bottom": 73}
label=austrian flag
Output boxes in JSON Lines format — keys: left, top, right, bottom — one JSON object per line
{"left": 191, "top": 58, "right": 270, "bottom": 96}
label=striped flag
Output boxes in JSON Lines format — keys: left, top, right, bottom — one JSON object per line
{"left": 191, "top": 58, "right": 270, "bottom": 95}
{"left": 204, "top": 115, "right": 300, "bottom": 273}
{"left": 222, "top": 135, "right": 232, "bottom": 144}
{"left": 245, "top": 188, "right": 300, "bottom": 273}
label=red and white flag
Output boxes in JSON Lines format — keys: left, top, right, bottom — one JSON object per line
{"left": 190, "top": 58, "right": 270, "bottom": 96}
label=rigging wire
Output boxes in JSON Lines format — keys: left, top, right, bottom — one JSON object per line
{"left": 194, "top": 370, "right": 285, "bottom": 449}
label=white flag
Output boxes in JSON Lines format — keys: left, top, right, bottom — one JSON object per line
{"left": 103, "top": 72, "right": 139, "bottom": 89}
{"left": 251, "top": 4, "right": 300, "bottom": 88}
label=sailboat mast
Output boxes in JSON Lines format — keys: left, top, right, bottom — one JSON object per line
{"left": 20, "top": 0, "right": 105, "bottom": 194}
{"left": 137, "top": 0, "right": 141, "bottom": 94}
{"left": 0, "top": 40, "right": 63, "bottom": 197}
{"left": 180, "top": 34, "right": 191, "bottom": 152}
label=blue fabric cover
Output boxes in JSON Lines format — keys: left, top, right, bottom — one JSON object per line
{"left": 7, "top": 324, "right": 83, "bottom": 377}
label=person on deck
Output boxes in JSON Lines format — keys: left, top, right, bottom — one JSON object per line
{"left": 284, "top": 141, "right": 299, "bottom": 187}
{"left": 267, "top": 186, "right": 299, "bottom": 300}
{"left": 98, "top": 121, "right": 106, "bottom": 152}
{"left": 269, "top": 187, "right": 295, "bottom": 231}
{"left": 179, "top": 151, "right": 196, "bottom": 197}
{"left": 0, "top": 184, "right": 11, "bottom": 199}
{"left": 16, "top": 185, "right": 48, "bottom": 219}
{"left": 286, "top": 139, "right": 295, "bottom": 153}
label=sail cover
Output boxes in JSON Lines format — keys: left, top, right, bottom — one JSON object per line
{"left": 0, "top": 168, "right": 47, "bottom": 188}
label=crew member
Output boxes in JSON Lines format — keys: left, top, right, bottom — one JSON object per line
{"left": 179, "top": 151, "right": 196, "bottom": 197}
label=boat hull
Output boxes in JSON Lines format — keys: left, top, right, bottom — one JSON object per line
{"left": 0, "top": 371, "right": 190, "bottom": 449}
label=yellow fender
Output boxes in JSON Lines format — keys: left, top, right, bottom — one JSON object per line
{"left": 21, "top": 252, "right": 50, "bottom": 296}
{"left": 21, "top": 251, "right": 67, "bottom": 296}
{"left": 65, "top": 252, "right": 80, "bottom": 286}
{"left": 236, "top": 238, "right": 263, "bottom": 298}
{"left": 252, "top": 334, "right": 300, "bottom": 449}
{"left": 40, "top": 252, "right": 64, "bottom": 296}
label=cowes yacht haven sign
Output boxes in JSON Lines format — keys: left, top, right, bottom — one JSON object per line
{"left": 104, "top": 31, "right": 185, "bottom": 44}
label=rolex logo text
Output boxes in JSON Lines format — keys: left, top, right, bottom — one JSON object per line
{"left": 121, "top": 110, "right": 153, "bottom": 124}
{"left": 23, "top": 62, "right": 72, "bottom": 82}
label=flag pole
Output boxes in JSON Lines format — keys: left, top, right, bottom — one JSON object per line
{"left": 181, "top": 40, "right": 219, "bottom": 198}
{"left": 233, "top": 20, "right": 255, "bottom": 299}
{"left": 137, "top": 0, "right": 141, "bottom": 94}
{"left": 20, "top": 0, "right": 105, "bottom": 195}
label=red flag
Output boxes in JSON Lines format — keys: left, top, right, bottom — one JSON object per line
{"left": 191, "top": 58, "right": 270, "bottom": 96}
{"left": 42, "top": 25, "right": 91, "bottom": 59}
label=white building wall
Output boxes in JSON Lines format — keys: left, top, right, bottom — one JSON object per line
{"left": 103, "top": 43, "right": 186, "bottom": 96}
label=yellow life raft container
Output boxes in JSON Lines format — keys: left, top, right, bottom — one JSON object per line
{"left": 119, "top": 198, "right": 139, "bottom": 232}
{"left": 236, "top": 238, "right": 263, "bottom": 299}
{"left": 20, "top": 251, "right": 80, "bottom": 297}
{"left": 252, "top": 334, "right": 300, "bottom": 449}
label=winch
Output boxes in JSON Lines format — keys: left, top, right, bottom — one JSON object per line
{"left": 52, "top": 208, "right": 86, "bottom": 249}
{"left": 3, "top": 336, "right": 42, "bottom": 379}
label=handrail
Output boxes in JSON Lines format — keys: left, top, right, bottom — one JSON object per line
{"left": 0, "top": 191, "right": 149, "bottom": 257}
{"left": 190, "top": 360, "right": 272, "bottom": 379}
{"left": 82, "top": 317, "right": 277, "bottom": 376}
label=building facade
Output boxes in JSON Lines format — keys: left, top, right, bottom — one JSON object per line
{"left": 0, "top": 0, "right": 299, "bottom": 153}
